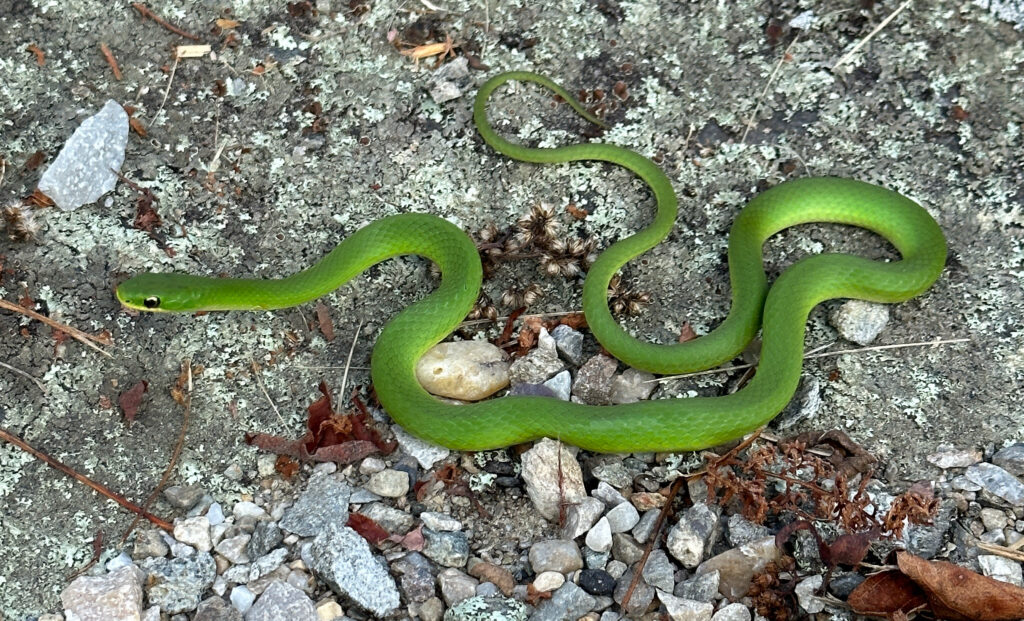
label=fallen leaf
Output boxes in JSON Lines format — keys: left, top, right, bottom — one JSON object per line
{"left": 847, "top": 570, "right": 928, "bottom": 617}
{"left": 678, "top": 322, "right": 697, "bottom": 343}
{"left": 348, "top": 513, "right": 390, "bottom": 545}
{"left": 275, "top": 455, "right": 299, "bottom": 478}
{"left": 390, "top": 524, "right": 424, "bottom": 550}
{"left": 118, "top": 381, "right": 148, "bottom": 424}
{"left": 314, "top": 301, "right": 335, "bottom": 341}
{"left": 897, "top": 551, "right": 1024, "bottom": 621}
{"left": 215, "top": 18, "right": 240, "bottom": 28}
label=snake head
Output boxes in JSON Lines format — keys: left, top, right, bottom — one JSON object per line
{"left": 116, "top": 273, "right": 208, "bottom": 312}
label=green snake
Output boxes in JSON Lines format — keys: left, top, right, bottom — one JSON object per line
{"left": 116, "top": 71, "right": 947, "bottom": 453}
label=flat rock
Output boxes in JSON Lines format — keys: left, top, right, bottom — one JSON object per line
{"left": 280, "top": 475, "right": 351, "bottom": 537}
{"left": 416, "top": 341, "right": 510, "bottom": 400}
{"left": 61, "top": 565, "right": 143, "bottom": 621}
{"left": 309, "top": 524, "right": 400, "bottom": 616}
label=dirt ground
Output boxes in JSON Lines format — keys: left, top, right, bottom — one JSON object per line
{"left": 0, "top": 0, "right": 1021, "bottom": 616}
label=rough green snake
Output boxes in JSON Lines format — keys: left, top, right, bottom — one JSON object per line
{"left": 116, "top": 71, "right": 947, "bottom": 453}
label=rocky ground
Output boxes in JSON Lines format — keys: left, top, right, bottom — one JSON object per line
{"left": 1, "top": 0, "right": 1023, "bottom": 619}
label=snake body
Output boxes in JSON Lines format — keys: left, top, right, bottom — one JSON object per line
{"left": 116, "top": 72, "right": 947, "bottom": 453}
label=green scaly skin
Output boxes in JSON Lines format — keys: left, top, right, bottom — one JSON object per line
{"left": 116, "top": 71, "right": 947, "bottom": 453}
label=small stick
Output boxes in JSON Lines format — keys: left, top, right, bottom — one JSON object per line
{"left": 458, "top": 309, "right": 583, "bottom": 328}
{"left": 0, "top": 298, "right": 111, "bottom": 357}
{"left": 833, "top": 0, "right": 913, "bottom": 71}
{"left": 251, "top": 359, "right": 285, "bottom": 426}
{"left": 742, "top": 33, "right": 801, "bottom": 144}
{"left": 0, "top": 427, "right": 172, "bottom": 530}
{"left": 339, "top": 319, "right": 365, "bottom": 405}
{"left": 0, "top": 360, "right": 45, "bottom": 391}
{"left": 977, "top": 541, "right": 1024, "bottom": 563}
{"left": 99, "top": 43, "right": 122, "bottom": 80}
{"left": 620, "top": 475, "right": 687, "bottom": 609}
{"left": 155, "top": 55, "right": 179, "bottom": 121}
{"left": 131, "top": 2, "right": 201, "bottom": 41}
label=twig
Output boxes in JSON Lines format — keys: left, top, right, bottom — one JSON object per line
{"left": 130, "top": 2, "right": 201, "bottom": 40}
{"left": 832, "top": 0, "right": 913, "bottom": 71}
{"left": 742, "top": 32, "right": 800, "bottom": 144}
{"left": 0, "top": 361, "right": 45, "bottom": 391}
{"left": 0, "top": 298, "right": 112, "bottom": 357}
{"left": 251, "top": 358, "right": 285, "bottom": 426}
{"left": 458, "top": 309, "right": 583, "bottom": 328}
{"left": 0, "top": 427, "right": 172, "bottom": 530}
{"left": 621, "top": 476, "right": 687, "bottom": 609}
{"left": 977, "top": 541, "right": 1024, "bottom": 562}
{"left": 99, "top": 43, "right": 122, "bottom": 80}
{"left": 339, "top": 319, "right": 365, "bottom": 404}
{"left": 155, "top": 55, "right": 179, "bottom": 122}
{"left": 651, "top": 337, "right": 970, "bottom": 384}
{"left": 67, "top": 531, "right": 104, "bottom": 580}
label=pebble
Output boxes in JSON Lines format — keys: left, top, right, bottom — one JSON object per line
{"left": 247, "top": 522, "right": 284, "bottom": 560}
{"left": 38, "top": 99, "right": 128, "bottom": 210}
{"left": 611, "top": 533, "right": 643, "bottom": 565}
{"left": 194, "top": 595, "right": 243, "bottom": 621}
{"left": 133, "top": 529, "right": 170, "bottom": 560}
{"left": 551, "top": 324, "right": 584, "bottom": 365}
{"left": 993, "top": 443, "right": 1024, "bottom": 476}
{"left": 165, "top": 484, "right": 206, "bottom": 510}
{"left": 711, "top": 602, "right": 751, "bottom": 621}
{"left": 521, "top": 439, "right": 587, "bottom": 521}
{"left": 365, "top": 469, "right": 410, "bottom": 498}
{"left": 421, "top": 511, "right": 463, "bottom": 531}
{"left": 979, "top": 554, "right": 1024, "bottom": 586}
{"left": 586, "top": 517, "right": 613, "bottom": 553}
{"left": 359, "top": 456, "right": 386, "bottom": 474}
{"left": 584, "top": 547, "right": 611, "bottom": 570}
{"left": 828, "top": 572, "right": 865, "bottom": 598}
{"left": 393, "top": 552, "right": 436, "bottom": 603}
{"left": 696, "top": 537, "right": 779, "bottom": 599}
{"left": 508, "top": 335, "right": 565, "bottom": 385}
{"left": 562, "top": 497, "right": 606, "bottom": 540}
{"left": 418, "top": 596, "right": 444, "bottom": 621}
{"left": 981, "top": 508, "right": 1009, "bottom": 531}
{"left": 415, "top": 341, "right": 510, "bottom": 400}
{"left": 606, "top": 502, "right": 640, "bottom": 534}
{"left": 443, "top": 595, "right": 529, "bottom": 621}
{"left": 572, "top": 355, "right": 619, "bottom": 404}
{"left": 829, "top": 299, "right": 889, "bottom": 345}
{"left": 606, "top": 560, "right": 627, "bottom": 580}
{"left": 631, "top": 492, "right": 667, "bottom": 512}
{"left": 613, "top": 568, "right": 654, "bottom": 616}
{"left": 578, "top": 568, "right": 616, "bottom": 596}
{"left": 248, "top": 548, "right": 288, "bottom": 582}
{"left": 667, "top": 502, "right": 721, "bottom": 568}
{"left": 207, "top": 503, "right": 226, "bottom": 526}
{"left": 641, "top": 549, "right": 676, "bottom": 592}
{"left": 224, "top": 463, "right": 244, "bottom": 480}
{"left": 139, "top": 552, "right": 217, "bottom": 614}
{"left": 233, "top": 501, "right": 268, "bottom": 521}
{"left": 308, "top": 524, "right": 400, "bottom": 616}
{"left": 315, "top": 599, "right": 344, "bottom": 621}
{"left": 61, "top": 565, "right": 143, "bottom": 621}
{"left": 468, "top": 561, "right": 516, "bottom": 596}
{"left": 903, "top": 499, "right": 956, "bottom": 558}
{"left": 534, "top": 581, "right": 598, "bottom": 621}
{"left": 476, "top": 581, "right": 500, "bottom": 597}
{"left": 175, "top": 516, "right": 213, "bottom": 552}
{"left": 594, "top": 481, "right": 627, "bottom": 507}
{"left": 674, "top": 570, "right": 719, "bottom": 603}
{"left": 533, "top": 570, "right": 566, "bottom": 592}
{"left": 609, "top": 368, "right": 656, "bottom": 404}
{"left": 392, "top": 425, "right": 450, "bottom": 469}
{"left": 965, "top": 463, "right": 1024, "bottom": 505}
{"left": 529, "top": 540, "right": 583, "bottom": 573}
{"left": 633, "top": 510, "right": 660, "bottom": 544}
{"left": 794, "top": 574, "right": 825, "bottom": 614}
{"left": 543, "top": 370, "right": 572, "bottom": 400}
{"left": 244, "top": 581, "right": 316, "bottom": 621}
{"left": 438, "top": 568, "right": 479, "bottom": 605}
{"left": 657, "top": 590, "right": 713, "bottom": 621}
{"left": 926, "top": 446, "right": 983, "bottom": 469}
{"left": 726, "top": 514, "right": 770, "bottom": 547}
{"left": 230, "top": 585, "right": 256, "bottom": 613}
{"left": 277, "top": 476, "right": 351, "bottom": 538}
{"left": 361, "top": 503, "right": 414, "bottom": 534}
{"left": 423, "top": 527, "right": 470, "bottom": 567}
{"left": 216, "top": 534, "right": 252, "bottom": 565}
{"left": 591, "top": 462, "right": 636, "bottom": 488}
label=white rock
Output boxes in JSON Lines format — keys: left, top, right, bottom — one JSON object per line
{"left": 657, "top": 590, "right": 713, "bottom": 621}
{"left": 586, "top": 517, "right": 613, "bottom": 553}
{"left": 231, "top": 584, "right": 256, "bottom": 613}
{"left": 421, "top": 511, "right": 462, "bottom": 531}
{"left": 561, "top": 497, "right": 606, "bottom": 540}
{"left": 794, "top": 574, "right": 824, "bottom": 614}
{"left": 830, "top": 300, "right": 889, "bottom": 345}
{"left": 359, "top": 456, "right": 387, "bottom": 474}
{"left": 609, "top": 368, "right": 656, "bottom": 404}
{"left": 365, "top": 469, "right": 410, "bottom": 498}
{"left": 711, "top": 602, "right": 752, "bottom": 621}
{"left": 979, "top": 554, "right": 1024, "bottom": 586}
{"left": 174, "top": 516, "right": 212, "bottom": 552}
{"left": 233, "top": 501, "right": 267, "bottom": 520}
{"left": 521, "top": 438, "right": 586, "bottom": 522}
{"left": 416, "top": 341, "right": 510, "bottom": 400}
{"left": 392, "top": 425, "right": 450, "bottom": 469}
{"left": 606, "top": 502, "right": 640, "bottom": 534}
{"left": 532, "top": 570, "right": 565, "bottom": 592}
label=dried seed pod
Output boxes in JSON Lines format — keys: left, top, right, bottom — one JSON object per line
{"left": 516, "top": 203, "right": 558, "bottom": 246}
{"left": 2, "top": 203, "right": 41, "bottom": 241}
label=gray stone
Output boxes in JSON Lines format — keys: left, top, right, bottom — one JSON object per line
{"left": 247, "top": 522, "right": 283, "bottom": 560}
{"left": 392, "top": 552, "right": 436, "bottom": 603}
{"left": 232, "top": 501, "right": 267, "bottom": 520}
{"left": 593, "top": 481, "right": 627, "bottom": 507}
{"left": 979, "top": 554, "right": 1024, "bottom": 586}
{"left": 165, "top": 485, "right": 206, "bottom": 510}
{"left": 609, "top": 368, "right": 656, "bottom": 404}
{"left": 438, "top": 567, "right": 479, "bottom": 605}
{"left": 667, "top": 503, "right": 721, "bottom": 568}
{"left": 532, "top": 570, "right": 565, "bottom": 592}
{"left": 551, "top": 324, "right": 584, "bottom": 365}
{"left": 393, "top": 425, "right": 450, "bottom": 469}
{"left": 248, "top": 548, "right": 288, "bottom": 582}
{"left": 926, "top": 446, "right": 983, "bottom": 469}
{"left": 725, "top": 514, "right": 770, "bottom": 547}
{"left": 533, "top": 581, "right": 598, "bottom": 621}
{"left": 244, "top": 581, "right": 316, "bottom": 621}
{"left": 606, "top": 501, "right": 640, "bottom": 533}
{"left": 365, "top": 469, "right": 410, "bottom": 498}
{"left": 230, "top": 586, "right": 256, "bottom": 613}
{"left": 194, "top": 595, "right": 243, "bottom": 621}
{"left": 591, "top": 462, "right": 635, "bottom": 488}
{"left": 711, "top": 602, "right": 751, "bottom": 621}
{"left": 360, "top": 503, "right": 415, "bottom": 535}
{"left": 586, "top": 517, "right": 613, "bottom": 553}
{"left": 133, "top": 529, "right": 170, "bottom": 560}
{"left": 674, "top": 570, "right": 719, "bottom": 602}
{"left": 543, "top": 370, "right": 572, "bottom": 401}
{"left": 442, "top": 595, "right": 529, "bottom": 621}
{"left": 830, "top": 299, "right": 889, "bottom": 345}
{"left": 562, "top": 497, "right": 605, "bottom": 540}
{"left": 641, "top": 549, "right": 675, "bottom": 592}
{"left": 981, "top": 508, "right": 1010, "bottom": 531}
{"left": 215, "top": 534, "right": 251, "bottom": 565}
{"left": 421, "top": 511, "right": 463, "bottom": 532}
{"left": 140, "top": 552, "right": 216, "bottom": 614}
{"left": 572, "top": 355, "right": 619, "bottom": 404}
{"left": 794, "top": 574, "right": 825, "bottom": 614}
{"left": 309, "top": 524, "right": 400, "bottom": 616}
{"left": 174, "top": 516, "right": 212, "bottom": 552}
{"left": 993, "top": 444, "right": 1024, "bottom": 476}
{"left": 613, "top": 568, "right": 654, "bottom": 616}
{"left": 657, "top": 590, "right": 713, "bottom": 621}
{"left": 583, "top": 546, "right": 611, "bottom": 570}
{"left": 529, "top": 540, "right": 583, "bottom": 573}
{"left": 61, "top": 565, "right": 144, "bottom": 621}
{"left": 508, "top": 337, "right": 564, "bottom": 385}
{"left": 38, "top": 99, "right": 128, "bottom": 210}
{"left": 611, "top": 533, "right": 643, "bottom": 565}
{"left": 633, "top": 510, "right": 660, "bottom": 544}
{"left": 965, "top": 463, "right": 1024, "bottom": 505}
{"left": 423, "top": 527, "right": 470, "bottom": 567}
{"left": 280, "top": 476, "right": 352, "bottom": 537}
{"left": 521, "top": 439, "right": 587, "bottom": 522}
{"left": 696, "top": 537, "right": 779, "bottom": 600}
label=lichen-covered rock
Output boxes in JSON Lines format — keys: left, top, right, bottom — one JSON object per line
{"left": 443, "top": 595, "right": 529, "bottom": 621}
{"left": 308, "top": 524, "right": 400, "bottom": 616}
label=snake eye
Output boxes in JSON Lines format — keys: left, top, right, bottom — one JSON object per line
{"left": 143, "top": 296, "right": 161, "bottom": 309}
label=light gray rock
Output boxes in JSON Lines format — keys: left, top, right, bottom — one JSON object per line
{"left": 667, "top": 503, "right": 721, "bottom": 568}
{"left": 421, "top": 511, "right": 463, "bottom": 532}
{"left": 794, "top": 575, "right": 825, "bottom": 614}
{"left": 657, "top": 590, "right": 713, "bottom": 621}
{"left": 711, "top": 603, "right": 751, "bottom": 621}
{"left": 244, "top": 581, "right": 317, "bottom": 621}
{"left": 543, "top": 370, "right": 572, "bottom": 401}
{"left": 965, "top": 463, "right": 1024, "bottom": 505}
{"left": 926, "top": 445, "right": 983, "bottom": 469}
{"left": 215, "top": 534, "right": 251, "bottom": 565}
{"left": 139, "top": 552, "right": 217, "bottom": 614}
{"left": 438, "top": 568, "right": 479, "bottom": 606}
{"left": 365, "top": 469, "right": 410, "bottom": 498}
{"left": 551, "top": 324, "right": 584, "bottom": 365}
{"left": 609, "top": 368, "right": 656, "bottom": 404}
{"left": 521, "top": 439, "right": 586, "bottom": 522}
{"left": 641, "top": 549, "right": 676, "bottom": 592}
{"left": 613, "top": 568, "right": 654, "bottom": 616}
{"left": 174, "top": 516, "right": 212, "bottom": 552}
{"left": 993, "top": 444, "right": 1024, "bottom": 476}
{"left": 725, "top": 514, "right": 770, "bottom": 547}
{"left": 674, "top": 570, "right": 719, "bottom": 603}
{"left": 562, "top": 497, "right": 606, "bottom": 540}
{"left": 361, "top": 503, "right": 414, "bottom": 534}
{"left": 586, "top": 517, "right": 613, "bottom": 553}
{"left": 593, "top": 481, "right": 627, "bottom": 507}
{"left": 230, "top": 585, "right": 256, "bottom": 613}
{"left": 165, "top": 485, "right": 206, "bottom": 510}
{"left": 416, "top": 341, "right": 510, "bottom": 400}
{"left": 533, "top": 581, "right": 598, "bottom": 621}
{"left": 529, "top": 540, "right": 583, "bottom": 574}
{"left": 508, "top": 336, "right": 564, "bottom": 385}
{"left": 979, "top": 554, "right": 1024, "bottom": 586}
{"left": 279, "top": 476, "right": 351, "bottom": 537}
{"left": 393, "top": 425, "right": 450, "bottom": 469}
{"left": 532, "top": 570, "right": 565, "bottom": 592}
{"left": 830, "top": 299, "right": 889, "bottom": 345}
{"left": 61, "top": 566, "right": 144, "bottom": 621}
{"left": 309, "top": 524, "right": 400, "bottom": 616}
{"left": 606, "top": 502, "right": 640, "bottom": 534}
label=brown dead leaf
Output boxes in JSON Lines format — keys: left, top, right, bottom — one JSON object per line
{"left": 275, "top": 455, "right": 300, "bottom": 478}
{"left": 24, "top": 151, "right": 46, "bottom": 171}
{"left": 898, "top": 551, "right": 1024, "bottom": 621}
{"left": 118, "top": 380, "right": 148, "bottom": 424}
{"left": 390, "top": 524, "right": 424, "bottom": 550}
{"left": 678, "top": 322, "right": 697, "bottom": 343}
{"left": 847, "top": 569, "right": 928, "bottom": 617}
{"left": 314, "top": 301, "right": 335, "bottom": 341}
{"left": 348, "top": 512, "right": 391, "bottom": 545}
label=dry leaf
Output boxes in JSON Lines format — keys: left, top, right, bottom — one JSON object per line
{"left": 847, "top": 570, "right": 928, "bottom": 617}
{"left": 118, "top": 380, "right": 148, "bottom": 424}
{"left": 348, "top": 513, "right": 390, "bottom": 545}
{"left": 314, "top": 301, "right": 335, "bottom": 341}
{"left": 897, "top": 551, "right": 1024, "bottom": 621}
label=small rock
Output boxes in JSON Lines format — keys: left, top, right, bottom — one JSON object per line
{"left": 613, "top": 568, "right": 654, "bottom": 616}
{"left": 244, "top": 581, "right": 316, "bottom": 621}
{"left": 606, "top": 560, "right": 628, "bottom": 580}
{"left": 696, "top": 537, "right": 779, "bottom": 599}
{"left": 965, "top": 463, "right": 1024, "bottom": 505}
{"left": 508, "top": 335, "right": 565, "bottom": 385}
{"left": 419, "top": 596, "right": 444, "bottom": 621}
{"left": 416, "top": 341, "right": 510, "bottom": 400}
{"left": 133, "top": 529, "right": 170, "bottom": 560}
{"left": 223, "top": 463, "right": 244, "bottom": 480}
{"left": 631, "top": 492, "right": 667, "bottom": 512}
{"left": 578, "top": 569, "right": 616, "bottom": 596}
{"left": 429, "top": 81, "right": 462, "bottom": 104}
{"left": 315, "top": 599, "right": 344, "bottom": 621}
{"left": 657, "top": 591, "right": 712, "bottom": 621}
{"left": 533, "top": 570, "right": 566, "bottom": 592}
{"left": 232, "top": 501, "right": 267, "bottom": 521}
{"left": 207, "top": 503, "right": 226, "bottom": 526}
{"left": 726, "top": 514, "right": 770, "bottom": 547}
{"left": 572, "top": 355, "right": 619, "bottom": 404}
{"left": 926, "top": 446, "right": 983, "bottom": 469}
{"left": 533, "top": 581, "right": 598, "bottom": 621}
{"left": 393, "top": 425, "right": 450, "bottom": 469}
{"left": 247, "top": 522, "right": 284, "bottom": 560}
{"left": 248, "top": 548, "right": 288, "bottom": 582}
{"left": 979, "top": 554, "right": 1024, "bottom": 586}
{"left": 392, "top": 552, "right": 436, "bottom": 603}
{"left": 360, "top": 503, "right": 414, "bottom": 535}
{"left": 423, "top": 527, "right": 470, "bottom": 567}
{"left": 140, "top": 552, "right": 217, "bottom": 614}
{"left": 633, "top": 510, "right": 660, "bottom": 544}
{"left": 165, "top": 485, "right": 206, "bottom": 510}
{"left": 586, "top": 517, "right": 613, "bottom": 553}
{"left": 521, "top": 439, "right": 587, "bottom": 522}
{"left": 583, "top": 547, "right": 611, "bottom": 570}
{"left": 903, "top": 499, "right": 956, "bottom": 558}
{"left": 641, "top": 549, "right": 675, "bottom": 592}
{"left": 443, "top": 595, "right": 529, "bottom": 621}
{"left": 711, "top": 602, "right": 751, "bottom": 621}
{"left": 230, "top": 585, "right": 256, "bottom": 613}
{"left": 421, "top": 511, "right": 463, "bottom": 531}
{"left": 543, "top": 370, "right": 572, "bottom": 401}
{"left": 667, "top": 503, "right": 721, "bottom": 568}
{"left": 365, "top": 469, "right": 410, "bottom": 498}
{"left": 830, "top": 299, "right": 889, "bottom": 345}
{"left": 981, "top": 508, "right": 1010, "bottom": 531}
{"left": 562, "top": 497, "right": 606, "bottom": 540}
{"left": 993, "top": 444, "right": 1024, "bottom": 476}
{"left": 359, "top": 456, "right": 387, "bottom": 474}
{"left": 827, "top": 572, "right": 865, "bottom": 599}
{"left": 216, "top": 534, "right": 251, "bottom": 565}
{"left": 591, "top": 462, "right": 636, "bottom": 488}
{"left": 529, "top": 540, "right": 583, "bottom": 573}
{"left": 468, "top": 561, "right": 516, "bottom": 596}
{"left": 606, "top": 502, "right": 640, "bottom": 534}
{"left": 194, "top": 595, "right": 243, "bottom": 621}
{"left": 280, "top": 476, "right": 351, "bottom": 537}
{"left": 593, "top": 481, "right": 627, "bottom": 507}
{"left": 794, "top": 575, "right": 824, "bottom": 614}
{"left": 611, "top": 533, "right": 643, "bottom": 565}
{"left": 61, "top": 566, "right": 144, "bottom": 621}
{"left": 551, "top": 324, "right": 584, "bottom": 365}
{"left": 308, "top": 524, "right": 400, "bottom": 616}
{"left": 609, "top": 368, "right": 656, "bottom": 404}
{"left": 674, "top": 570, "right": 719, "bottom": 603}
{"left": 175, "top": 516, "right": 212, "bottom": 552}
{"left": 438, "top": 568, "right": 479, "bottom": 606}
